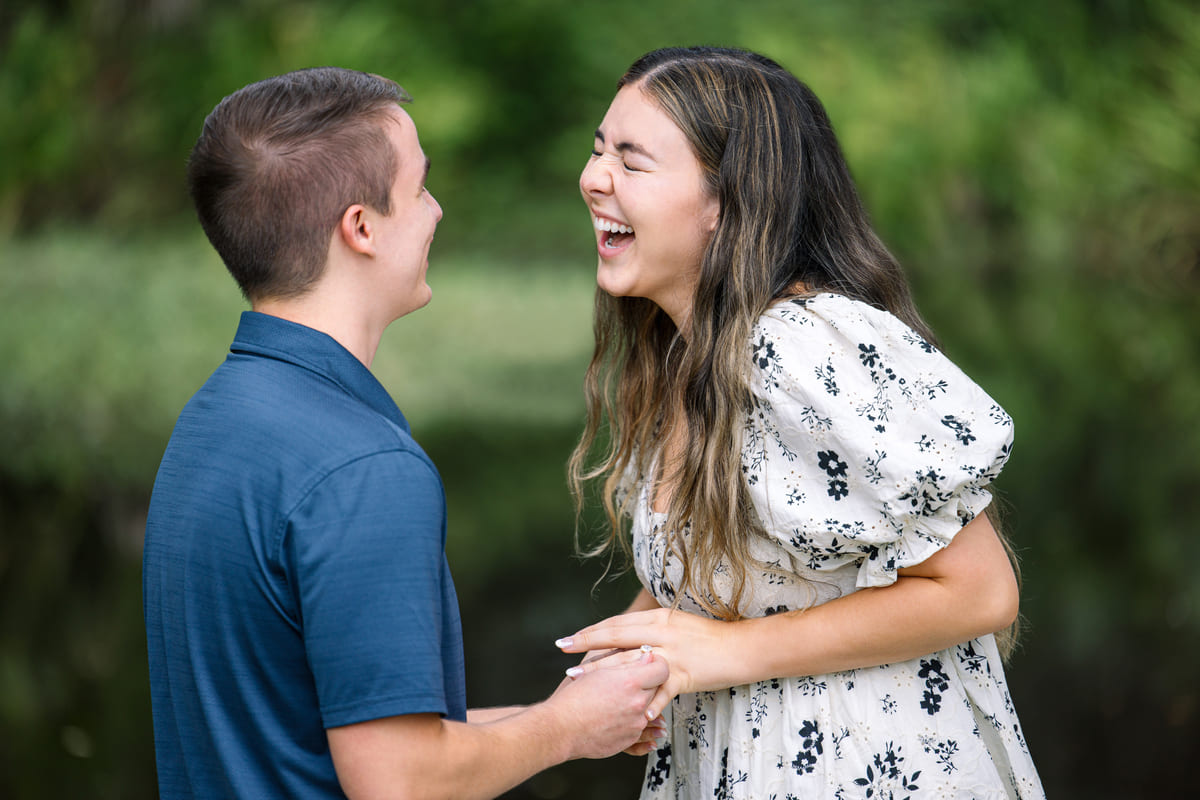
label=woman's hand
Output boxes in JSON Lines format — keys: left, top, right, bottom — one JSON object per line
{"left": 564, "top": 645, "right": 669, "bottom": 755}
{"left": 624, "top": 714, "right": 667, "bottom": 756}
{"left": 568, "top": 638, "right": 667, "bottom": 758}
{"left": 555, "top": 511, "right": 1019, "bottom": 726}
{"left": 557, "top": 609, "right": 736, "bottom": 722}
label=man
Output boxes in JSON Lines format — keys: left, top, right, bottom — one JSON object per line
{"left": 143, "top": 67, "right": 666, "bottom": 800}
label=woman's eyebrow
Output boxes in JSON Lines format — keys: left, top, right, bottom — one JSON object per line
{"left": 595, "top": 129, "right": 654, "bottom": 159}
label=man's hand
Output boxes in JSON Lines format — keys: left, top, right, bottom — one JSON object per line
{"left": 328, "top": 650, "right": 668, "bottom": 800}
{"left": 557, "top": 610, "right": 730, "bottom": 724}
{"left": 546, "top": 647, "right": 669, "bottom": 760}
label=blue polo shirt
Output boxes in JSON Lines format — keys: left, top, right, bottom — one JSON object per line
{"left": 143, "top": 311, "right": 467, "bottom": 800}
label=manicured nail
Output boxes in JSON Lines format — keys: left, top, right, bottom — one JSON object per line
{"left": 646, "top": 708, "right": 657, "bottom": 721}
{"left": 555, "top": 637, "right": 573, "bottom": 649}
{"left": 565, "top": 666, "right": 584, "bottom": 678}
{"left": 652, "top": 727, "right": 667, "bottom": 739}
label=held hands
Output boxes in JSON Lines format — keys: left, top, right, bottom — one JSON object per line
{"left": 566, "top": 646, "right": 667, "bottom": 756}
{"left": 555, "top": 608, "right": 735, "bottom": 726}
{"left": 628, "top": 714, "right": 668, "bottom": 757}
{"left": 545, "top": 646, "right": 669, "bottom": 760}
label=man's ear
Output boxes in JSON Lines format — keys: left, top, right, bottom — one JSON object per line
{"left": 338, "top": 204, "right": 375, "bottom": 256}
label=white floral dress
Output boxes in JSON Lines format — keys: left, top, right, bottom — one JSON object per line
{"left": 631, "top": 293, "right": 1045, "bottom": 799}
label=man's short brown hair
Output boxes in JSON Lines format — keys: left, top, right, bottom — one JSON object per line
{"left": 187, "top": 67, "right": 408, "bottom": 300}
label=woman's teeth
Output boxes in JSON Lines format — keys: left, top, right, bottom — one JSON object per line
{"left": 593, "top": 216, "right": 634, "bottom": 235}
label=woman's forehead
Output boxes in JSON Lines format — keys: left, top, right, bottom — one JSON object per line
{"left": 598, "top": 86, "right": 691, "bottom": 158}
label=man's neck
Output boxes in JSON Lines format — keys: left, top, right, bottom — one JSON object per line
{"left": 252, "top": 296, "right": 384, "bottom": 369}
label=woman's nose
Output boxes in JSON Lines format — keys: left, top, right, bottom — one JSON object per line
{"left": 579, "top": 157, "right": 612, "bottom": 196}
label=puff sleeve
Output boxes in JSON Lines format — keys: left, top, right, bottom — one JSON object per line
{"left": 743, "top": 294, "right": 1014, "bottom": 589}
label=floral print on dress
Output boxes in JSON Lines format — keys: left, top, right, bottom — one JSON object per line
{"left": 631, "top": 293, "right": 1044, "bottom": 799}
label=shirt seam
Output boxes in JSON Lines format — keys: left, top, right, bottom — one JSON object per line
{"left": 271, "top": 445, "right": 444, "bottom": 620}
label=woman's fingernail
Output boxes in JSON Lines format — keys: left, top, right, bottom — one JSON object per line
{"left": 555, "top": 637, "right": 573, "bottom": 649}
{"left": 646, "top": 708, "right": 657, "bottom": 721}
{"left": 652, "top": 727, "right": 667, "bottom": 739}
{"left": 565, "top": 666, "right": 584, "bottom": 678}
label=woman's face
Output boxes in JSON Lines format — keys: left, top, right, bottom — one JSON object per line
{"left": 579, "top": 84, "right": 719, "bottom": 328}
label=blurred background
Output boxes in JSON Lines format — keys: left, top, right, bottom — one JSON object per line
{"left": 1, "top": 0, "right": 1197, "bottom": 797}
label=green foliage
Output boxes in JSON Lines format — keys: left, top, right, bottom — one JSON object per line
{"left": 1, "top": 0, "right": 1198, "bottom": 797}
{"left": 0, "top": 229, "right": 599, "bottom": 488}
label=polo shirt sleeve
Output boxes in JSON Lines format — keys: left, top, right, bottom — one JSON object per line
{"left": 282, "top": 448, "right": 452, "bottom": 728}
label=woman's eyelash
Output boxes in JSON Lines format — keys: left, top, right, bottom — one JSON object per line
{"left": 589, "top": 147, "right": 641, "bottom": 171}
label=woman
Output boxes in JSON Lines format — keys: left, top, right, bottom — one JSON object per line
{"left": 558, "top": 47, "right": 1044, "bottom": 799}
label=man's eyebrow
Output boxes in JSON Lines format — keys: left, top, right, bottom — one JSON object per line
{"left": 421, "top": 157, "right": 431, "bottom": 185}
{"left": 594, "top": 129, "right": 653, "bottom": 159}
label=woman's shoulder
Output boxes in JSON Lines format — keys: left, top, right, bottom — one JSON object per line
{"left": 743, "top": 292, "right": 1015, "bottom": 590}
{"left": 756, "top": 292, "right": 935, "bottom": 353}
{"left": 750, "top": 292, "right": 941, "bottom": 390}
{"left": 747, "top": 290, "right": 1011, "bottom": 437}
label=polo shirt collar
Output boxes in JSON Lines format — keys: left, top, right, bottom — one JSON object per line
{"left": 229, "top": 311, "right": 409, "bottom": 433}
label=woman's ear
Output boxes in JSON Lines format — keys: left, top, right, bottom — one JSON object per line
{"left": 703, "top": 195, "right": 720, "bottom": 233}
{"left": 338, "top": 204, "right": 375, "bottom": 256}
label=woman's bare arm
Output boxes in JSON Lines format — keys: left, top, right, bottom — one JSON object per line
{"left": 558, "top": 512, "right": 1018, "bottom": 721}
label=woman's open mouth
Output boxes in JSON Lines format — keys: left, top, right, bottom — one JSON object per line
{"left": 593, "top": 215, "right": 635, "bottom": 255}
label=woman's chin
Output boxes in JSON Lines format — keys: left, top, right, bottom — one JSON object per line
{"left": 595, "top": 276, "right": 645, "bottom": 303}
{"left": 595, "top": 265, "right": 629, "bottom": 297}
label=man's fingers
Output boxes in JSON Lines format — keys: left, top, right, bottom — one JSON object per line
{"left": 580, "top": 648, "right": 624, "bottom": 665}
{"left": 637, "top": 651, "right": 670, "bottom": 690}
{"left": 565, "top": 648, "right": 637, "bottom": 678}
{"left": 623, "top": 716, "right": 667, "bottom": 756}
{"left": 624, "top": 741, "right": 656, "bottom": 757}
{"left": 564, "top": 647, "right": 668, "bottom": 687}
{"left": 635, "top": 724, "right": 662, "bottom": 744}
